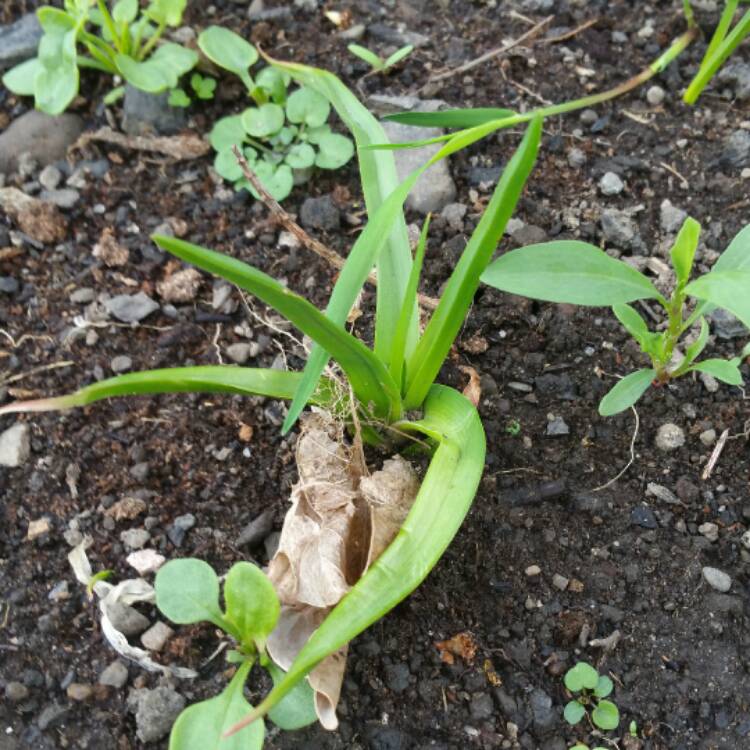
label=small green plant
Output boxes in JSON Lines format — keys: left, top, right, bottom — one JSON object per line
{"left": 154, "top": 558, "right": 317, "bottom": 748}
{"left": 629, "top": 719, "right": 638, "bottom": 737}
{"left": 168, "top": 72, "right": 217, "bottom": 107}
{"left": 569, "top": 745, "right": 607, "bottom": 750}
{"left": 347, "top": 43, "right": 413, "bottom": 74}
{"left": 505, "top": 418, "right": 521, "bottom": 436}
{"left": 481, "top": 218, "right": 750, "bottom": 415}
{"left": 2, "top": 0, "right": 197, "bottom": 115}
{"left": 198, "top": 26, "right": 354, "bottom": 201}
{"left": 683, "top": 0, "right": 750, "bottom": 103}
{"left": 563, "top": 662, "right": 620, "bottom": 732}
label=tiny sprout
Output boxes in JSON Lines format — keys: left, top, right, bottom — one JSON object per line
{"left": 563, "top": 661, "right": 620, "bottom": 732}
{"left": 168, "top": 88, "right": 192, "bottom": 108}
{"left": 630, "top": 719, "right": 638, "bottom": 737}
{"left": 505, "top": 419, "right": 521, "bottom": 436}
{"left": 86, "top": 569, "right": 113, "bottom": 599}
{"left": 347, "top": 43, "right": 414, "bottom": 74}
{"left": 191, "top": 73, "right": 217, "bottom": 100}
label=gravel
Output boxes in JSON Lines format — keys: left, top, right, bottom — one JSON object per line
{"left": 0, "top": 423, "right": 31, "bottom": 467}
{"left": 660, "top": 199, "right": 687, "bottom": 233}
{"left": 0, "top": 13, "right": 42, "bottom": 71}
{"left": 646, "top": 85, "right": 666, "bottom": 105}
{"left": 140, "top": 621, "right": 173, "bottom": 652}
{"left": 104, "top": 292, "right": 160, "bottom": 323}
{"left": 106, "top": 601, "right": 150, "bottom": 636}
{"left": 599, "top": 171, "right": 624, "bottom": 195}
{"left": 702, "top": 567, "right": 731, "bottom": 593}
{"left": 299, "top": 194, "right": 340, "bottom": 231}
{"left": 600, "top": 208, "right": 639, "bottom": 249}
{"left": 655, "top": 423, "right": 686, "bottom": 451}
{"left": 129, "top": 686, "right": 185, "bottom": 743}
{"left": 98, "top": 660, "right": 129, "bottom": 689}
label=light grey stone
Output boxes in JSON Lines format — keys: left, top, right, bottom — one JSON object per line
{"left": 0, "top": 14, "right": 42, "bottom": 71}
{"left": 646, "top": 85, "right": 666, "bottom": 106}
{"left": 123, "top": 85, "right": 186, "bottom": 136}
{"left": 0, "top": 110, "right": 84, "bottom": 175}
{"left": 655, "top": 422, "right": 685, "bottom": 451}
{"left": 104, "top": 292, "right": 159, "bottom": 323}
{"left": 130, "top": 686, "right": 185, "bottom": 743}
{"left": 717, "top": 61, "right": 750, "bottom": 100}
{"left": 383, "top": 120, "right": 456, "bottom": 214}
{"left": 600, "top": 208, "right": 638, "bottom": 249}
{"left": 120, "top": 528, "right": 151, "bottom": 550}
{"left": 660, "top": 199, "right": 687, "bottom": 233}
{"left": 99, "top": 660, "right": 129, "bottom": 688}
{"left": 599, "top": 171, "right": 624, "bottom": 195}
{"left": 702, "top": 566, "right": 731, "bottom": 592}
{"left": 0, "top": 423, "right": 31, "bottom": 467}
{"left": 140, "top": 621, "right": 173, "bottom": 652}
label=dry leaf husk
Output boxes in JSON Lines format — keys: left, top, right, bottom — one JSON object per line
{"left": 267, "top": 412, "right": 419, "bottom": 730}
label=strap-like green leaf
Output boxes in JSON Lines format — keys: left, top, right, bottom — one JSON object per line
{"left": 390, "top": 215, "right": 429, "bottom": 389}
{"left": 483, "top": 241, "right": 663, "bottom": 307}
{"left": 613, "top": 303, "right": 661, "bottom": 358}
{"left": 152, "top": 235, "right": 401, "bottom": 421}
{"left": 269, "top": 59, "right": 416, "bottom": 430}
{"left": 383, "top": 107, "right": 515, "bottom": 129}
{"left": 598, "top": 369, "right": 655, "bottom": 416}
{"left": 0, "top": 366, "right": 313, "bottom": 416}
{"left": 403, "top": 117, "right": 542, "bottom": 410}
{"left": 224, "top": 385, "right": 485, "bottom": 738}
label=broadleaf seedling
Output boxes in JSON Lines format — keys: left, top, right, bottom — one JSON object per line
{"left": 347, "top": 43, "right": 414, "bottom": 74}
{"left": 563, "top": 662, "right": 620, "bottom": 732}
{"left": 482, "top": 219, "right": 750, "bottom": 415}
{"left": 2, "top": 0, "right": 198, "bottom": 115}
{"left": 199, "top": 26, "right": 355, "bottom": 201}
{"left": 154, "top": 558, "right": 316, "bottom": 750}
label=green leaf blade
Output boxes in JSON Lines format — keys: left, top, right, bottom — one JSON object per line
{"left": 564, "top": 700, "right": 586, "bottom": 725}
{"left": 224, "top": 562, "right": 280, "bottom": 649}
{"left": 598, "top": 369, "right": 655, "bottom": 416}
{"left": 594, "top": 675, "right": 614, "bottom": 698}
{"left": 565, "top": 662, "right": 599, "bottom": 692}
{"left": 689, "top": 358, "right": 743, "bottom": 385}
{"left": 347, "top": 44, "right": 383, "bottom": 69}
{"left": 592, "top": 699, "right": 620, "bottom": 731}
{"left": 403, "top": 117, "right": 542, "bottom": 409}
{"left": 266, "top": 663, "right": 317, "bottom": 730}
{"left": 197, "top": 25, "right": 258, "bottom": 79}
{"left": 169, "top": 662, "right": 264, "bottom": 750}
{"left": 2, "top": 59, "right": 41, "bottom": 96}
{"left": 383, "top": 107, "right": 516, "bottom": 129}
{"left": 155, "top": 559, "right": 226, "bottom": 629}
{"left": 230, "top": 385, "right": 485, "bottom": 734}
{"left": 670, "top": 217, "right": 701, "bottom": 286}
{"left": 286, "top": 86, "right": 330, "bottom": 127}
{"left": 151, "top": 235, "right": 401, "bottom": 421}
{"left": 482, "top": 241, "right": 661, "bottom": 307}
{"left": 685, "top": 271, "right": 750, "bottom": 330}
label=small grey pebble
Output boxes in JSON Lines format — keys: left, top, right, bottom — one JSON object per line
{"left": 702, "top": 566, "right": 731, "bottom": 592}
{"left": 111, "top": 355, "right": 133, "bottom": 373}
{"left": 599, "top": 171, "right": 624, "bottom": 196}
{"left": 655, "top": 423, "right": 685, "bottom": 451}
{"left": 646, "top": 85, "right": 665, "bottom": 106}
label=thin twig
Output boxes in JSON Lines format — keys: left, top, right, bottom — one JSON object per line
{"left": 0, "top": 360, "right": 74, "bottom": 388}
{"left": 543, "top": 17, "right": 599, "bottom": 44}
{"left": 702, "top": 428, "right": 729, "bottom": 480}
{"left": 591, "top": 405, "right": 640, "bottom": 492}
{"left": 230, "top": 145, "right": 439, "bottom": 310}
{"left": 423, "top": 14, "right": 553, "bottom": 86}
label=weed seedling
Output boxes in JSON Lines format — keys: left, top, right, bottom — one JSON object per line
{"left": 563, "top": 662, "right": 620, "bottom": 732}
{"left": 198, "top": 26, "right": 354, "bottom": 201}
{"left": 481, "top": 218, "right": 750, "bottom": 415}
{"left": 154, "top": 558, "right": 317, "bottom": 748}
{"left": 347, "top": 43, "right": 413, "bottom": 74}
{"left": 2, "top": 0, "right": 197, "bottom": 115}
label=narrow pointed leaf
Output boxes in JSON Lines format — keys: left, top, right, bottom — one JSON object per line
{"left": 403, "top": 118, "right": 542, "bottom": 409}
{"left": 680, "top": 317, "right": 710, "bottom": 369}
{"left": 670, "top": 217, "right": 701, "bottom": 287}
{"left": 483, "top": 241, "right": 662, "bottom": 306}
{"left": 390, "top": 215, "right": 430, "bottom": 389}
{"left": 598, "top": 369, "right": 655, "bottom": 416}
{"left": 0, "top": 366, "right": 309, "bottom": 416}
{"left": 225, "top": 385, "right": 485, "bottom": 738}
{"left": 689, "top": 358, "right": 743, "bottom": 385}
{"left": 169, "top": 662, "right": 264, "bottom": 750}
{"left": 383, "top": 107, "right": 515, "bottom": 129}
{"left": 347, "top": 44, "right": 383, "bottom": 70}
{"left": 613, "top": 304, "right": 653, "bottom": 348}
{"left": 383, "top": 45, "right": 413, "bottom": 69}
{"left": 152, "top": 235, "right": 400, "bottom": 420}
{"left": 685, "top": 271, "right": 750, "bottom": 330}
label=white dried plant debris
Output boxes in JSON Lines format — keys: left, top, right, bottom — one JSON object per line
{"left": 68, "top": 541, "right": 196, "bottom": 679}
{"left": 92, "top": 227, "right": 129, "bottom": 267}
{"left": 267, "top": 413, "right": 419, "bottom": 730}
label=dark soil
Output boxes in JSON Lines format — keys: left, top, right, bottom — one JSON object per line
{"left": 2, "top": 1, "right": 749, "bottom": 749}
